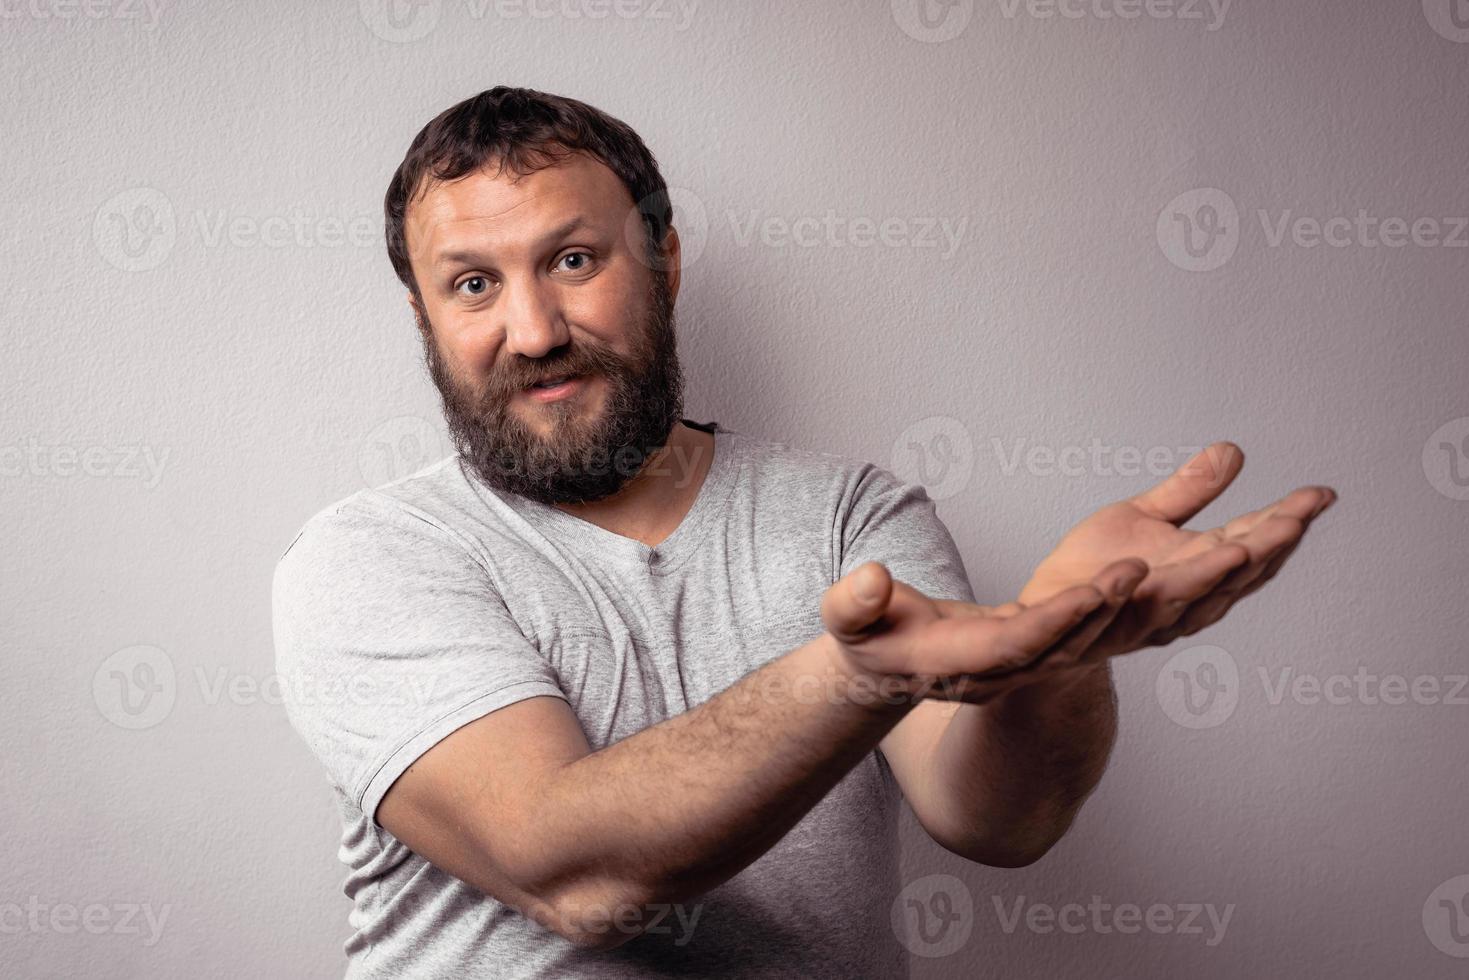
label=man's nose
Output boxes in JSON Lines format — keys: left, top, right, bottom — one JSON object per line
{"left": 499, "top": 277, "right": 569, "bottom": 360}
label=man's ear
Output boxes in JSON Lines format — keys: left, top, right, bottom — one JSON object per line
{"left": 407, "top": 291, "right": 430, "bottom": 341}
{"left": 661, "top": 225, "right": 682, "bottom": 305}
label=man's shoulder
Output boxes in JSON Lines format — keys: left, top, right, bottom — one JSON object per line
{"left": 729, "top": 426, "right": 903, "bottom": 500}
{"left": 274, "top": 454, "right": 480, "bottom": 567}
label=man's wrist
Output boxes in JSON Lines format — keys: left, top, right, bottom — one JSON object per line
{"left": 985, "top": 659, "right": 1114, "bottom": 719}
{"left": 811, "top": 632, "right": 922, "bottom": 720}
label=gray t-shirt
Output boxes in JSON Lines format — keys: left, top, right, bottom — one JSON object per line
{"left": 271, "top": 419, "right": 976, "bottom": 979}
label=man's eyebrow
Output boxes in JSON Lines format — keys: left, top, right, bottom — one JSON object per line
{"left": 432, "top": 214, "right": 593, "bottom": 268}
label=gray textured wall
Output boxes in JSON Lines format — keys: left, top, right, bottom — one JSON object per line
{"left": 3, "top": 1, "right": 1467, "bottom": 976}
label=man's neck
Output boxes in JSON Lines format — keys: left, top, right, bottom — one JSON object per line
{"left": 552, "top": 421, "right": 716, "bottom": 549}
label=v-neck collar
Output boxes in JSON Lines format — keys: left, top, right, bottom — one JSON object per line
{"left": 468, "top": 419, "right": 738, "bottom": 576}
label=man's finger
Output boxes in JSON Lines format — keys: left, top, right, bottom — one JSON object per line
{"left": 1216, "top": 485, "right": 1334, "bottom": 539}
{"left": 1171, "top": 516, "right": 1308, "bottom": 634}
{"left": 1037, "top": 559, "right": 1148, "bottom": 667}
{"left": 1235, "top": 526, "right": 1309, "bottom": 600}
{"left": 1129, "top": 441, "right": 1245, "bottom": 526}
{"left": 919, "top": 585, "right": 1105, "bottom": 678}
{"left": 1214, "top": 513, "right": 1308, "bottom": 591}
{"left": 932, "top": 597, "right": 1026, "bottom": 620}
{"left": 820, "top": 561, "right": 893, "bottom": 644}
{"left": 1101, "top": 542, "right": 1249, "bottom": 644}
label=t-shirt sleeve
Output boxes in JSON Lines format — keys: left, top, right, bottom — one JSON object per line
{"left": 836, "top": 461, "right": 978, "bottom": 606}
{"left": 271, "top": 495, "right": 568, "bottom": 826}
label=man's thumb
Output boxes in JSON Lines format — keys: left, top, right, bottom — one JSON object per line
{"left": 821, "top": 561, "right": 893, "bottom": 644}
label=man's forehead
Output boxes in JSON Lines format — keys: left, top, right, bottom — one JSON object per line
{"left": 407, "top": 153, "right": 629, "bottom": 259}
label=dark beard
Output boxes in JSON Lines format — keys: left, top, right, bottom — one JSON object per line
{"left": 420, "top": 273, "right": 686, "bottom": 506}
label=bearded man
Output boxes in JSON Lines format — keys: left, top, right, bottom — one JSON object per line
{"left": 272, "top": 86, "right": 1334, "bottom": 979}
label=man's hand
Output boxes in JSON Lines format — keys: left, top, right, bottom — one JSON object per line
{"left": 1015, "top": 441, "right": 1336, "bottom": 652}
{"left": 856, "top": 443, "right": 1335, "bottom": 866}
{"left": 822, "top": 441, "right": 1336, "bottom": 706}
{"left": 820, "top": 557, "right": 1150, "bottom": 705}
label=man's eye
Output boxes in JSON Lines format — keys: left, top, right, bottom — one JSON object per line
{"left": 457, "top": 276, "right": 490, "bottom": 296}
{"left": 556, "top": 252, "right": 594, "bottom": 273}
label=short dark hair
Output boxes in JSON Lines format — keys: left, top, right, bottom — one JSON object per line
{"left": 384, "top": 86, "right": 673, "bottom": 297}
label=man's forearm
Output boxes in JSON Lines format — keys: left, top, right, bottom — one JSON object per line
{"left": 927, "top": 662, "right": 1119, "bottom": 865}
{"left": 520, "top": 632, "right": 913, "bottom": 923}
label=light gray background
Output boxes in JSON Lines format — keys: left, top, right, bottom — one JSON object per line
{"left": 3, "top": 0, "right": 1467, "bottom": 976}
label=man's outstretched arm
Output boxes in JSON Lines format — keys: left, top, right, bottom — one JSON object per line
{"left": 881, "top": 654, "right": 1123, "bottom": 867}
{"left": 375, "top": 562, "right": 1124, "bottom": 951}
{"left": 880, "top": 442, "right": 1336, "bottom": 866}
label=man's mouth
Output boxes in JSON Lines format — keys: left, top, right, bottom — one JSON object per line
{"left": 520, "top": 374, "right": 590, "bottom": 403}
{"left": 527, "top": 374, "right": 579, "bottom": 390}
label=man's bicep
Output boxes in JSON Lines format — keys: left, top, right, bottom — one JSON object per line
{"left": 271, "top": 500, "right": 571, "bottom": 834}
{"left": 377, "top": 694, "right": 593, "bottom": 908}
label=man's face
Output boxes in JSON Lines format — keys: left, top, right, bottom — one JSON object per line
{"left": 404, "top": 151, "right": 685, "bottom": 506}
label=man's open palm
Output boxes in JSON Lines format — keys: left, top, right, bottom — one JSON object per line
{"left": 1016, "top": 441, "right": 1336, "bottom": 649}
